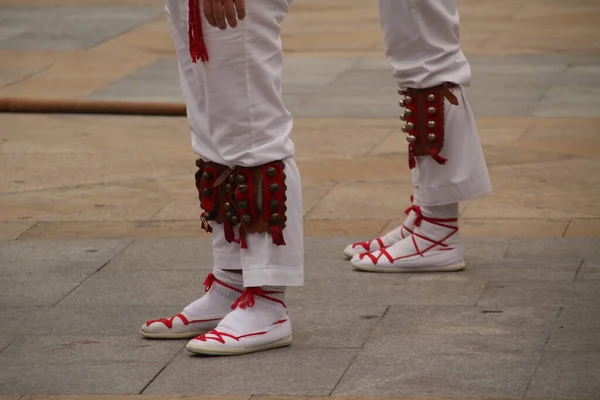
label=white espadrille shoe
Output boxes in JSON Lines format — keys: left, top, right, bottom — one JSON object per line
{"left": 186, "top": 286, "right": 292, "bottom": 356}
{"left": 343, "top": 202, "right": 419, "bottom": 259}
{"left": 351, "top": 210, "right": 465, "bottom": 273}
{"left": 140, "top": 272, "right": 243, "bottom": 339}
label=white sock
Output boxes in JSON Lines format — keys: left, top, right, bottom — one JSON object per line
{"left": 182, "top": 269, "right": 244, "bottom": 319}
{"left": 421, "top": 203, "right": 459, "bottom": 219}
{"left": 217, "top": 286, "right": 287, "bottom": 335}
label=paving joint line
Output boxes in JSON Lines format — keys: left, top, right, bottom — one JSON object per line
{"left": 328, "top": 305, "right": 391, "bottom": 396}
{"left": 51, "top": 238, "right": 135, "bottom": 307}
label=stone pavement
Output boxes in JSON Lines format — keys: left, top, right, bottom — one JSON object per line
{"left": 1, "top": 0, "right": 600, "bottom": 399}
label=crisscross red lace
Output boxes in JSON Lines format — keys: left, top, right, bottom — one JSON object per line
{"left": 145, "top": 313, "right": 221, "bottom": 328}
{"left": 231, "top": 287, "right": 286, "bottom": 310}
{"left": 359, "top": 211, "right": 459, "bottom": 265}
{"left": 145, "top": 273, "right": 243, "bottom": 328}
{"left": 194, "top": 319, "right": 288, "bottom": 343}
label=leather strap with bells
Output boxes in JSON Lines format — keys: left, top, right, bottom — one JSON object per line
{"left": 194, "top": 159, "right": 288, "bottom": 248}
{"left": 399, "top": 82, "right": 459, "bottom": 169}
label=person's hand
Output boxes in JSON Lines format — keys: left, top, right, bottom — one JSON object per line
{"left": 203, "top": 0, "right": 246, "bottom": 30}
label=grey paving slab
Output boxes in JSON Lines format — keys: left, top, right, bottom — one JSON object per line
{"left": 547, "top": 308, "right": 600, "bottom": 352}
{"left": 56, "top": 269, "right": 208, "bottom": 307}
{"left": 288, "top": 305, "right": 387, "bottom": 349}
{"left": 380, "top": 306, "right": 560, "bottom": 336}
{"left": 0, "top": 362, "right": 165, "bottom": 395}
{"left": 505, "top": 238, "right": 600, "bottom": 260}
{"left": 104, "top": 238, "right": 214, "bottom": 271}
{"left": 0, "top": 239, "right": 132, "bottom": 307}
{"left": 535, "top": 84, "right": 600, "bottom": 117}
{"left": 0, "top": 239, "right": 131, "bottom": 263}
{"left": 0, "top": 306, "right": 185, "bottom": 336}
{"left": 89, "top": 58, "right": 185, "bottom": 103}
{"left": 333, "top": 334, "right": 541, "bottom": 397}
{"left": 0, "top": 6, "right": 162, "bottom": 51}
{"left": 0, "top": 271, "right": 84, "bottom": 307}
{"left": 478, "top": 281, "right": 600, "bottom": 308}
{"left": 0, "top": 334, "right": 183, "bottom": 365}
{"left": 577, "top": 259, "right": 600, "bottom": 281}
{"left": 408, "top": 259, "right": 581, "bottom": 283}
{"left": 526, "top": 351, "right": 600, "bottom": 398}
{"left": 0, "top": 336, "right": 14, "bottom": 354}
{"left": 144, "top": 347, "right": 358, "bottom": 395}
{"left": 289, "top": 92, "right": 399, "bottom": 118}
{"left": 287, "top": 279, "right": 486, "bottom": 306}
{"left": 283, "top": 57, "right": 359, "bottom": 93}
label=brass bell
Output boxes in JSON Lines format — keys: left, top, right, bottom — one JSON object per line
{"left": 238, "top": 184, "right": 248, "bottom": 193}
{"left": 269, "top": 183, "right": 279, "bottom": 192}
{"left": 427, "top": 94, "right": 436, "bottom": 102}
{"left": 224, "top": 202, "right": 232, "bottom": 211}
{"left": 202, "top": 188, "right": 211, "bottom": 196}
{"left": 406, "top": 135, "right": 417, "bottom": 144}
{"left": 397, "top": 89, "right": 405, "bottom": 96}
{"left": 267, "top": 166, "right": 276, "bottom": 177}
{"left": 204, "top": 213, "right": 213, "bottom": 221}
{"left": 406, "top": 122, "right": 415, "bottom": 131}
{"left": 238, "top": 200, "right": 248, "bottom": 209}
{"left": 231, "top": 215, "right": 239, "bottom": 224}
{"left": 242, "top": 215, "right": 251, "bottom": 224}
{"left": 270, "top": 213, "right": 281, "bottom": 222}
{"left": 270, "top": 199, "right": 279, "bottom": 209}
{"left": 405, "top": 108, "right": 413, "bottom": 117}
{"left": 428, "top": 133, "right": 437, "bottom": 142}
{"left": 202, "top": 172, "right": 212, "bottom": 181}
{"left": 428, "top": 121, "right": 436, "bottom": 129}
{"left": 236, "top": 175, "right": 246, "bottom": 184}
{"left": 405, "top": 96, "right": 413, "bottom": 104}
{"left": 399, "top": 114, "right": 406, "bottom": 121}
{"left": 195, "top": 158, "right": 203, "bottom": 168}
{"left": 428, "top": 107, "right": 436, "bottom": 115}
{"left": 228, "top": 174, "right": 236, "bottom": 183}
{"left": 226, "top": 212, "right": 232, "bottom": 220}
{"left": 399, "top": 99, "right": 406, "bottom": 108}
{"left": 225, "top": 183, "right": 233, "bottom": 191}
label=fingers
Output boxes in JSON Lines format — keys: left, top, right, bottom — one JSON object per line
{"left": 202, "top": 0, "right": 245, "bottom": 30}
{"left": 223, "top": 0, "right": 237, "bottom": 28}
{"left": 211, "top": 0, "right": 227, "bottom": 30}
{"left": 235, "top": 0, "right": 246, "bottom": 21}
{"left": 203, "top": 0, "right": 216, "bottom": 27}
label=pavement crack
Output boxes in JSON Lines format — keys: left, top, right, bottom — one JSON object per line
{"left": 51, "top": 239, "right": 135, "bottom": 307}
{"left": 329, "top": 305, "right": 390, "bottom": 396}
{"left": 573, "top": 258, "right": 585, "bottom": 282}
{"left": 524, "top": 306, "right": 563, "bottom": 396}
{"left": 561, "top": 220, "right": 572, "bottom": 237}
{"left": 140, "top": 345, "right": 186, "bottom": 394}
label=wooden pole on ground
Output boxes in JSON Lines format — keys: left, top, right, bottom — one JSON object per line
{"left": 0, "top": 98, "right": 187, "bottom": 116}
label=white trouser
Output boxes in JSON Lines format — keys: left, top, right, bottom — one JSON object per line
{"left": 165, "top": 0, "right": 303, "bottom": 287}
{"left": 379, "top": 0, "right": 491, "bottom": 206}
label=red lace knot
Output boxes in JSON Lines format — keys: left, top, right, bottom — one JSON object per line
{"left": 231, "top": 287, "right": 286, "bottom": 310}
{"left": 404, "top": 205, "right": 423, "bottom": 226}
{"left": 203, "top": 273, "right": 216, "bottom": 292}
{"left": 430, "top": 148, "right": 448, "bottom": 165}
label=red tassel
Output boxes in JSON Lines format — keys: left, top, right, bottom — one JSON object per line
{"left": 270, "top": 226, "right": 286, "bottom": 246}
{"left": 203, "top": 273, "right": 215, "bottom": 292}
{"left": 239, "top": 225, "right": 248, "bottom": 249}
{"left": 409, "top": 153, "right": 416, "bottom": 169}
{"left": 224, "top": 221, "right": 235, "bottom": 243}
{"left": 188, "top": 0, "right": 209, "bottom": 63}
{"left": 200, "top": 213, "right": 212, "bottom": 233}
{"left": 412, "top": 205, "right": 423, "bottom": 226}
{"left": 430, "top": 148, "right": 448, "bottom": 165}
